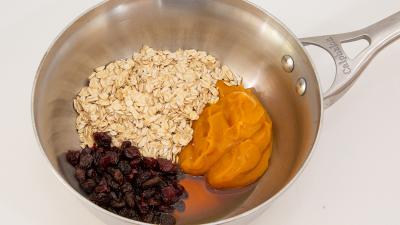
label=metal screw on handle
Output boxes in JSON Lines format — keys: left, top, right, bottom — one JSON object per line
{"left": 301, "top": 11, "right": 400, "bottom": 108}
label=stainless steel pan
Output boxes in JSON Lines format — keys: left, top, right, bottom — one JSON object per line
{"left": 31, "top": 0, "right": 400, "bottom": 224}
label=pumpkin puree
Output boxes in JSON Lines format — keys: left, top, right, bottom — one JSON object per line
{"left": 179, "top": 81, "right": 273, "bottom": 189}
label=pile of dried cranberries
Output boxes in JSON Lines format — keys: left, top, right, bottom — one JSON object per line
{"left": 66, "top": 132, "right": 187, "bottom": 225}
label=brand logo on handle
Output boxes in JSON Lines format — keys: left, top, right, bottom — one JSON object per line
{"left": 326, "top": 37, "right": 351, "bottom": 75}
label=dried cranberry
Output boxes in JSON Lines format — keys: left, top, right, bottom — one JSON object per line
{"left": 92, "top": 151, "right": 103, "bottom": 166}
{"left": 95, "top": 179, "right": 110, "bottom": 193}
{"left": 157, "top": 158, "right": 177, "bottom": 173}
{"left": 90, "top": 192, "right": 110, "bottom": 206}
{"left": 78, "top": 153, "right": 93, "bottom": 169}
{"left": 142, "top": 212, "right": 155, "bottom": 223}
{"left": 158, "top": 205, "right": 173, "bottom": 213}
{"left": 148, "top": 198, "right": 161, "bottom": 206}
{"left": 81, "top": 147, "right": 92, "bottom": 155}
{"left": 178, "top": 185, "right": 188, "bottom": 199}
{"left": 80, "top": 179, "right": 96, "bottom": 193}
{"left": 121, "top": 141, "right": 132, "bottom": 149}
{"left": 124, "top": 146, "right": 140, "bottom": 159}
{"left": 151, "top": 213, "right": 161, "bottom": 224}
{"left": 93, "top": 132, "right": 112, "bottom": 148}
{"left": 118, "top": 208, "right": 136, "bottom": 219}
{"left": 75, "top": 167, "right": 86, "bottom": 183}
{"left": 126, "top": 169, "right": 138, "bottom": 181}
{"left": 66, "top": 150, "right": 80, "bottom": 166}
{"left": 118, "top": 160, "right": 131, "bottom": 175}
{"left": 142, "top": 176, "right": 162, "bottom": 188}
{"left": 143, "top": 157, "right": 158, "bottom": 169}
{"left": 109, "top": 191, "right": 118, "bottom": 200}
{"left": 120, "top": 182, "right": 133, "bottom": 193}
{"left": 124, "top": 192, "right": 136, "bottom": 208}
{"left": 130, "top": 158, "right": 142, "bottom": 168}
{"left": 110, "top": 199, "right": 125, "bottom": 209}
{"left": 106, "top": 168, "right": 123, "bottom": 184}
{"left": 95, "top": 146, "right": 105, "bottom": 153}
{"left": 153, "top": 192, "right": 162, "bottom": 201}
{"left": 86, "top": 169, "right": 96, "bottom": 178}
{"left": 137, "top": 171, "right": 152, "bottom": 185}
{"left": 159, "top": 213, "right": 176, "bottom": 225}
{"left": 110, "top": 146, "right": 121, "bottom": 153}
{"left": 99, "top": 151, "right": 119, "bottom": 168}
{"left": 137, "top": 200, "right": 149, "bottom": 214}
{"left": 142, "top": 189, "right": 156, "bottom": 198}
{"left": 108, "top": 179, "right": 120, "bottom": 191}
{"left": 161, "top": 185, "right": 177, "bottom": 203}
{"left": 134, "top": 195, "right": 142, "bottom": 204}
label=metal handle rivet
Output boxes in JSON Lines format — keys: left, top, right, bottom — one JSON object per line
{"left": 281, "top": 55, "right": 294, "bottom": 73}
{"left": 296, "top": 78, "right": 307, "bottom": 96}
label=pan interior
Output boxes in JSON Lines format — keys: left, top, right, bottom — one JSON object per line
{"left": 33, "top": 0, "right": 322, "bottom": 224}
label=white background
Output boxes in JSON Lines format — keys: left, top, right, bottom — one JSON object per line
{"left": 0, "top": 0, "right": 399, "bottom": 224}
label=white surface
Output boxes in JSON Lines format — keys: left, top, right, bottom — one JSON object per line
{"left": 0, "top": 0, "right": 399, "bottom": 224}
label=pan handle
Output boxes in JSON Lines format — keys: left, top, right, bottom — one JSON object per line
{"left": 300, "top": 11, "right": 400, "bottom": 108}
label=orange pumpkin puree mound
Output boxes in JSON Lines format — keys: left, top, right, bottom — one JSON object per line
{"left": 179, "top": 81, "right": 273, "bottom": 189}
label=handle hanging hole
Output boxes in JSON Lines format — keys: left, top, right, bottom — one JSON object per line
{"left": 341, "top": 38, "right": 370, "bottom": 59}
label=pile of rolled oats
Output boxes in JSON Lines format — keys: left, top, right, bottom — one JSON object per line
{"left": 74, "top": 46, "right": 241, "bottom": 162}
